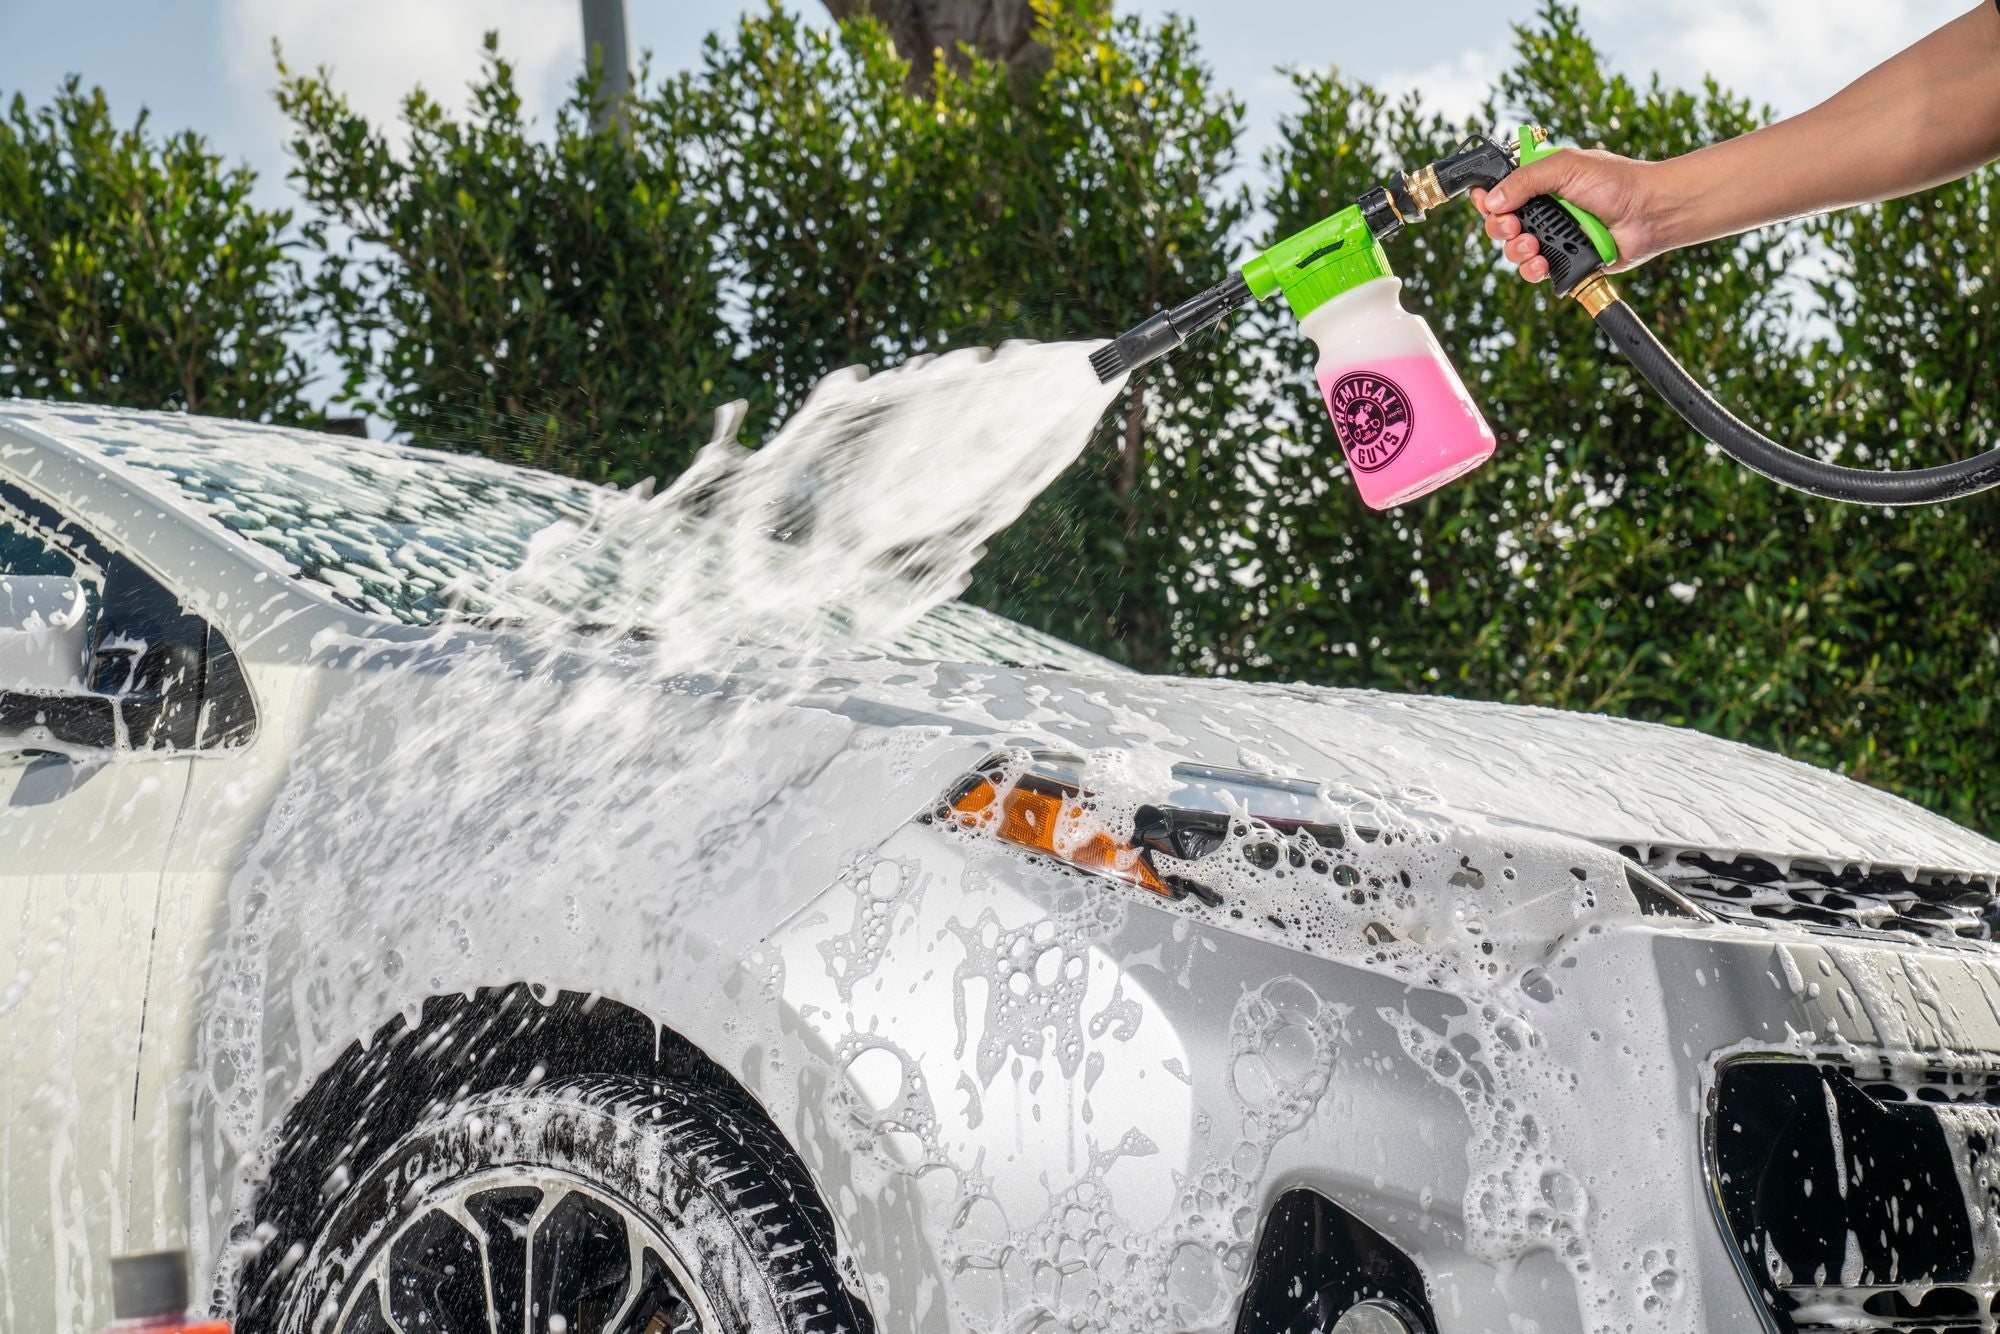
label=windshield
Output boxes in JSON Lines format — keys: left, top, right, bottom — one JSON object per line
{"left": 95, "top": 424, "right": 602, "bottom": 626}
{"left": 75, "top": 414, "right": 1119, "bottom": 673}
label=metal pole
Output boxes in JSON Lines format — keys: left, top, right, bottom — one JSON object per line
{"left": 579, "top": 0, "right": 631, "bottom": 131}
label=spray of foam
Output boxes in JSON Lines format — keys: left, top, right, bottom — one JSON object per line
{"left": 492, "top": 341, "right": 1118, "bottom": 659}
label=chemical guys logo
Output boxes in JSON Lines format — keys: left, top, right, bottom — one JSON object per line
{"left": 1327, "top": 370, "right": 1414, "bottom": 472}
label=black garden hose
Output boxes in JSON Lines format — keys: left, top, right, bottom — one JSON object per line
{"left": 1593, "top": 298, "right": 2000, "bottom": 505}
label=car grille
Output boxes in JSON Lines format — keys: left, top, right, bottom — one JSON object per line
{"left": 1711, "top": 1057, "right": 2000, "bottom": 1334}
{"left": 1629, "top": 848, "right": 2000, "bottom": 943}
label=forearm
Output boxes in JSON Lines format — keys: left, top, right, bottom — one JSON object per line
{"left": 1647, "top": 1, "right": 2000, "bottom": 251}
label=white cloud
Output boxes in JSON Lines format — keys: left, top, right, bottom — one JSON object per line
{"left": 221, "top": 0, "right": 583, "bottom": 148}
{"left": 1339, "top": 0, "right": 1968, "bottom": 135}
{"left": 1584, "top": 0, "right": 1971, "bottom": 117}
{"left": 1377, "top": 43, "right": 1511, "bottom": 127}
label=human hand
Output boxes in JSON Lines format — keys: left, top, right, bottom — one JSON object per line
{"left": 1469, "top": 147, "right": 1672, "bottom": 284}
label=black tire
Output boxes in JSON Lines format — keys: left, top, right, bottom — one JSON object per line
{"left": 239, "top": 1075, "right": 870, "bottom": 1334}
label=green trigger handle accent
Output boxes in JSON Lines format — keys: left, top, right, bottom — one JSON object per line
{"left": 1517, "top": 127, "right": 1618, "bottom": 267}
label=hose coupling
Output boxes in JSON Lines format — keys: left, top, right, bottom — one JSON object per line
{"left": 1356, "top": 186, "right": 1406, "bottom": 241}
{"left": 1403, "top": 164, "right": 1448, "bottom": 214}
{"left": 1570, "top": 271, "right": 1621, "bottom": 317}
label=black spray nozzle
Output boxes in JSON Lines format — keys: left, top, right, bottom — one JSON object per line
{"left": 1356, "top": 136, "right": 1511, "bottom": 243}
{"left": 1420, "top": 134, "right": 1518, "bottom": 200}
{"left": 1091, "top": 271, "right": 1255, "bottom": 384}
{"left": 1417, "top": 129, "right": 1607, "bottom": 296}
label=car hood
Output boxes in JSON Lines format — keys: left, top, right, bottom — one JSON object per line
{"left": 907, "top": 664, "right": 2000, "bottom": 880}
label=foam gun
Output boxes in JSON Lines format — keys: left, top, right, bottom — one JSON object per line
{"left": 1092, "top": 127, "right": 2000, "bottom": 510}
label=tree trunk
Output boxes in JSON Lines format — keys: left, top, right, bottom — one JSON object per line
{"left": 820, "top": 0, "right": 1051, "bottom": 85}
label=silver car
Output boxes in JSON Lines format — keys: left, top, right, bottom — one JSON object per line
{"left": 6, "top": 399, "right": 2000, "bottom": 1334}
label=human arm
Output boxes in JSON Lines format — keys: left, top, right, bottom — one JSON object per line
{"left": 1472, "top": 0, "right": 2000, "bottom": 282}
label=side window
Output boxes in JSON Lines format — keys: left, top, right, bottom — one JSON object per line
{"left": 0, "top": 520, "right": 79, "bottom": 578}
{"left": 0, "top": 480, "right": 253, "bottom": 751}
{"left": 0, "top": 499, "right": 106, "bottom": 639}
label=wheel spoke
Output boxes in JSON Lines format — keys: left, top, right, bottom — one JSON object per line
{"left": 529, "top": 1189, "right": 633, "bottom": 1334}
{"left": 335, "top": 1280, "right": 396, "bottom": 1334}
{"left": 608, "top": 1250, "right": 702, "bottom": 1334}
{"left": 386, "top": 1212, "right": 489, "bottom": 1333}
{"left": 466, "top": 1186, "right": 544, "bottom": 1334}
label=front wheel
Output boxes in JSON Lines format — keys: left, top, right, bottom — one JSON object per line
{"left": 246, "top": 1075, "right": 870, "bottom": 1334}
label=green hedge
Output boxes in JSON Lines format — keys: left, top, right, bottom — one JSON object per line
{"left": 277, "top": 36, "right": 735, "bottom": 482}
{"left": 2, "top": 2, "right": 1995, "bottom": 831}
{"left": 0, "top": 77, "right": 312, "bottom": 420}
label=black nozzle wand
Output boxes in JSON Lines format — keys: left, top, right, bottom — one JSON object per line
{"left": 1088, "top": 271, "right": 1254, "bottom": 384}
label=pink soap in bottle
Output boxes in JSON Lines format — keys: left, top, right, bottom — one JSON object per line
{"left": 1300, "top": 277, "right": 1495, "bottom": 510}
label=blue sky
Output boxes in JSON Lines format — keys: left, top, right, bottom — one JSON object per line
{"left": 0, "top": 0, "right": 1978, "bottom": 218}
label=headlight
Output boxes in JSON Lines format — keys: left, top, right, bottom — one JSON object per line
{"left": 945, "top": 767, "right": 1169, "bottom": 895}
{"left": 935, "top": 750, "right": 1381, "bottom": 905}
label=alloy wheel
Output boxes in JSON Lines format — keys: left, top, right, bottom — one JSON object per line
{"left": 331, "top": 1169, "right": 714, "bottom": 1334}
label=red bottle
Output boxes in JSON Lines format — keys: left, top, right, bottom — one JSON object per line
{"left": 97, "top": 1251, "right": 229, "bottom": 1334}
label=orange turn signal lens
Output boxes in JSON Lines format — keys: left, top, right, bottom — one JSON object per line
{"left": 949, "top": 779, "right": 1168, "bottom": 895}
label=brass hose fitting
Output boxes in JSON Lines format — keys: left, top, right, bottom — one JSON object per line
{"left": 1571, "top": 271, "right": 1620, "bottom": 316}
{"left": 1403, "top": 165, "right": 1447, "bottom": 214}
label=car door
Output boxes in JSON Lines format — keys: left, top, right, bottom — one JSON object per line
{"left": 0, "top": 480, "right": 200, "bottom": 1333}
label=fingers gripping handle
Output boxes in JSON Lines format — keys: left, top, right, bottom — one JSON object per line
{"left": 1515, "top": 192, "right": 1603, "bottom": 297}
{"left": 1505, "top": 126, "right": 1616, "bottom": 297}
{"left": 1418, "top": 129, "right": 1612, "bottom": 296}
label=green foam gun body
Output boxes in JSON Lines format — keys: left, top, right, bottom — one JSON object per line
{"left": 1090, "top": 128, "right": 1615, "bottom": 509}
